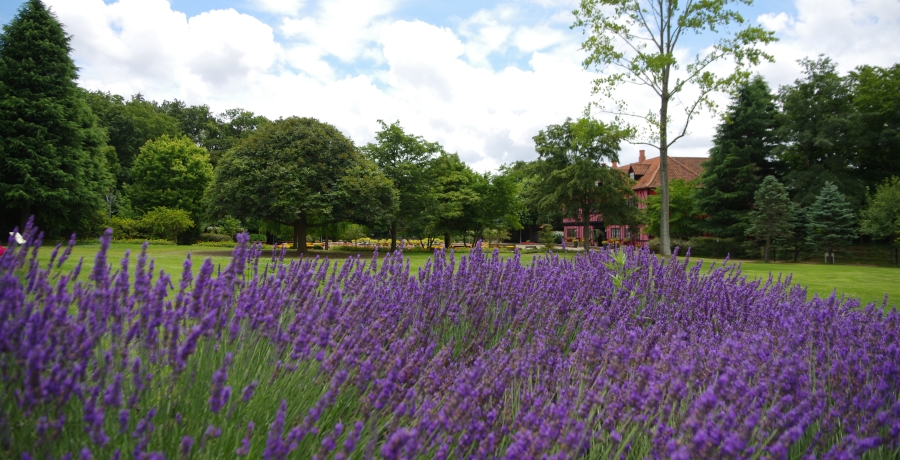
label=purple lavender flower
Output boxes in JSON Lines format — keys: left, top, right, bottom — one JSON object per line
{"left": 180, "top": 436, "right": 193, "bottom": 456}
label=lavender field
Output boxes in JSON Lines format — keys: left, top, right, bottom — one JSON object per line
{"left": 2, "top": 223, "right": 899, "bottom": 459}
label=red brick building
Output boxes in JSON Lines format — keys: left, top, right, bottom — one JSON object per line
{"left": 562, "top": 150, "right": 707, "bottom": 246}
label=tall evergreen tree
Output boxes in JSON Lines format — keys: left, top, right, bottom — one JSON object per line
{"left": 695, "top": 76, "right": 778, "bottom": 238}
{"left": 0, "top": 0, "right": 113, "bottom": 236}
{"left": 745, "top": 176, "right": 794, "bottom": 263}
{"left": 806, "top": 181, "right": 857, "bottom": 264}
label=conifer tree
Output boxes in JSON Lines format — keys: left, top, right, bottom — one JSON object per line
{"left": 745, "top": 176, "right": 794, "bottom": 263}
{"left": 0, "top": 0, "right": 112, "bottom": 236}
{"left": 695, "top": 76, "right": 778, "bottom": 238}
{"left": 806, "top": 181, "right": 857, "bottom": 264}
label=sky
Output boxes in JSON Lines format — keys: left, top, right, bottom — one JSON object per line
{"left": 2, "top": 0, "right": 899, "bottom": 171}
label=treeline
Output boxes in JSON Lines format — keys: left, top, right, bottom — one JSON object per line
{"left": 662, "top": 57, "right": 900, "bottom": 262}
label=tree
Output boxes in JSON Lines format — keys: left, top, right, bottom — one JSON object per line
{"left": 83, "top": 91, "right": 183, "bottom": 184}
{"left": 125, "top": 135, "right": 213, "bottom": 225}
{"left": 646, "top": 179, "right": 702, "bottom": 240}
{"left": 806, "top": 181, "right": 857, "bottom": 264}
{"left": 469, "top": 171, "right": 522, "bottom": 241}
{"left": 207, "top": 108, "right": 270, "bottom": 164}
{"left": 158, "top": 99, "right": 220, "bottom": 150}
{"left": 362, "top": 120, "right": 441, "bottom": 252}
{"left": 0, "top": 0, "right": 114, "bottom": 236}
{"left": 776, "top": 56, "right": 864, "bottom": 210}
{"left": 695, "top": 76, "right": 778, "bottom": 238}
{"left": 206, "top": 117, "right": 397, "bottom": 254}
{"left": 849, "top": 64, "right": 900, "bottom": 187}
{"left": 859, "top": 176, "right": 900, "bottom": 265}
{"left": 421, "top": 152, "right": 483, "bottom": 249}
{"left": 745, "top": 176, "right": 794, "bottom": 263}
{"left": 532, "top": 117, "right": 636, "bottom": 249}
{"left": 140, "top": 207, "right": 193, "bottom": 244}
{"left": 573, "top": 0, "right": 777, "bottom": 256}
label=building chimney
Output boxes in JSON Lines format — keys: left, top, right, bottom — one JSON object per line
{"left": 612, "top": 161, "right": 618, "bottom": 168}
{"left": 639, "top": 149, "right": 646, "bottom": 162}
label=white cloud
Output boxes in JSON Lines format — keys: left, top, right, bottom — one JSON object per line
{"left": 39, "top": 0, "right": 900, "bottom": 172}
{"left": 252, "top": 0, "right": 305, "bottom": 17}
{"left": 280, "top": 0, "right": 397, "bottom": 63}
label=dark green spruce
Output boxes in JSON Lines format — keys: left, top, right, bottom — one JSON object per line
{"left": 0, "top": 0, "right": 113, "bottom": 236}
{"left": 695, "top": 76, "right": 778, "bottom": 238}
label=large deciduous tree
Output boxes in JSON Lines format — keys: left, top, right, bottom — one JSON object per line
{"left": 0, "top": 0, "right": 113, "bottom": 236}
{"left": 776, "top": 56, "right": 864, "bottom": 210}
{"left": 745, "top": 176, "right": 794, "bottom": 263}
{"left": 695, "top": 76, "right": 778, "bottom": 238}
{"left": 422, "top": 152, "right": 483, "bottom": 249}
{"left": 806, "top": 181, "right": 857, "bottom": 264}
{"left": 206, "top": 117, "right": 396, "bottom": 254}
{"left": 646, "top": 179, "right": 702, "bottom": 240}
{"left": 125, "top": 135, "right": 213, "bottom": 225}
{"left": 532, "top": 117, "right": 637, "bottom": 248}
{"left": 573, "top": 0, "right": 776, "bottom": 255}
{"left": 363, "top": 120, "right": 441, "bottom": 252}
{"left": 849, "top": 64, "right": 900, "bottom": 187}
{"left": 859, "top": 176, "right": 900, "bottom": 265}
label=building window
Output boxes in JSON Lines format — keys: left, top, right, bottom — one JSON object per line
{"left": 624, "top": 227, "right": 630, "bottom": 239}
{"left": 611, "top": 227, "right": 620, "bottom": 240}
{"left": 566, "top": 228, "right": 577, "bottom": 238}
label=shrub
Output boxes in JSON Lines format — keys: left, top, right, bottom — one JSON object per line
{"left": 2, "top": 224, "right": 899, "bottom": 459}
{"left": 139, "top": 207, "right": 194, "bottom": 244}
{"left": 248, "top": 233, "right": 266, "bottom": 243}
{"left": 199, "top": 233, "right": 233, "bottom": 243}
{"left": 109, "top": 216, "right": 142, "bottom": 239}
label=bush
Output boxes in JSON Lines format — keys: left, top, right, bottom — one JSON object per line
{"left": 199, "top": 233, "right": 233, "bottom": 243}
{"left": 249, "top": 233, "right": 266, "bottom": 243}
{"left": 110, "top": 216, "right": 142, "bottom": 240}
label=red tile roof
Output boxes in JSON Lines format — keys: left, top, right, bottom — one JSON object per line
{"left": 616, "top": 155, "right": 707, "bottom": 190}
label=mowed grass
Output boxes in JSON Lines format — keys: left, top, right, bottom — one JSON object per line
{"left": 25, "top": 242, "right": 899, "bottom": 310}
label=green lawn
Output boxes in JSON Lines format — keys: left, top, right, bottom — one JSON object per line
{"left": 720, "top": 259, "right": 899, "bottom": 309}
{"left": 25, "top": 242, "right": 899, "bottom": 310}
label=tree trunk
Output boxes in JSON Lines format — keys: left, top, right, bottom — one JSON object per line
{"left": 659, "top": 91, "right": 671, "bottom": 256}
{"left": 19, "top": 203, "right": 31, "bottom": 231}
{"left": 294, "top": 214, "right": 308, "bottom": 255}
{"left": 324, "top": 232, "right": 329, "bottom": 250}
{"left": 390, "top": 221, "right": 398, "bottom": 252}
{"left": 763, "top": 237, "right": 770, "bottom": 263}
{"left": 582, "top": 210, "right": 592, "bottom": 251}
{"left": 444, "top": 233, "right": 451, "bottom": 250}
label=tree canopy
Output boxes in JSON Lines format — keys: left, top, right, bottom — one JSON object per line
{"left": 206, "top": 117, "right": 396, "bottom": 253}
{"left": 695, "top": 76, "right": 778, "bottom": 238}
{"left": 806, "top": 181, "right": 857, "bottom": 263}
{"left": 125, "top": 135, "right": 213, "bottom": 225}
{"left": 0, "top": 0, "right": 113, "bottom": 236}
{"left": 776, "top": 57, "right": 865, "bottom": 210}
{"left": 745, "top": 176, "right": 794, "bottom": 263}
{"left": 573, "top": 0, "right": 777, "bottom": 255}
{"left": 646, "top": 179, "right": 702, "bottom": 240}
{"left": 532, "top": 117, "right": 638, "bottom": 248}
{"left": 363, "top": 120, "right": 442, "bottom": 251}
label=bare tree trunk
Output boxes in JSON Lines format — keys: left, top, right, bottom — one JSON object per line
{"left": 764, "top": 237, "right": 770, "bottom": 263}
{"left": 659, "top": 93, "right": 671, "bottom": 256}
{"left": 390, "top": 221, "right": 398, "bottom": 252}
{"left": 19, "top": 203, "right": 31, "bottom": 231}
{"left": 294, "top": 214, "right": 308, "bottom": 255}
{"left": 582, "top": 209, "right": 592, "bottom": 251}
{"left": 444, "top": 233, "right": 451, "bottom": 250}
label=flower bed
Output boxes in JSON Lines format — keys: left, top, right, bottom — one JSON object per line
{"left": 1, "top": 222, "right": 898, "bottom": 458}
